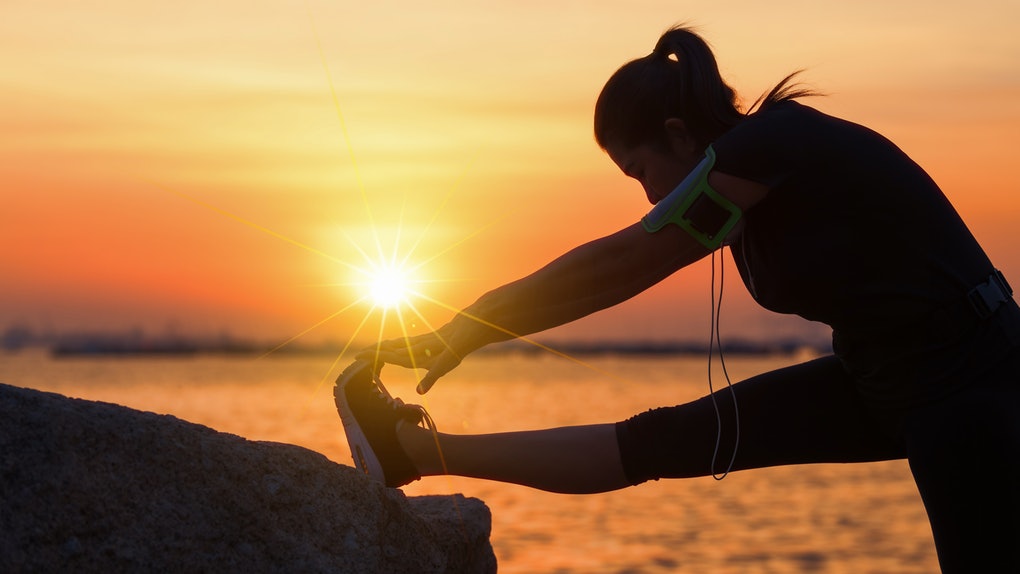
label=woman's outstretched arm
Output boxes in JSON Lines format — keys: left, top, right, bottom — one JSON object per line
{"left": 362, "top": 170, "right": 768, "bottom": 392}
{"left": 364, "top": 221, "right": 707, "bottom": 392}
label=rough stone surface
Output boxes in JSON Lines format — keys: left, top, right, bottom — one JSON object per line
{"left": 0, "top": 383, "right": 496, "bottom": 573}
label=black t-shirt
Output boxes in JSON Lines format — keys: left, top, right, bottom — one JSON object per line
{"left": 711, "top": 101, "right": 1018, "bottom": 408}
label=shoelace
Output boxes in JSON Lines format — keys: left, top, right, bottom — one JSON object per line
{"left": 370, "top": 373, "right": 437, "bottom": 434}
{"left": 371, "top": 372, "right": 445, "bottom": 476}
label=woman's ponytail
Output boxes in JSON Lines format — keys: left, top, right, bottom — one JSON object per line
{"left": 595, "top": 26, "right": 818, "bottom": 151}
{"left": 595, "top": 26, "right": 743, "bottom": 151}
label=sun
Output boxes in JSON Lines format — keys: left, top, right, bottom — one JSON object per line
{"left": 363, "top": 262, "right": 417, "bottom": 310}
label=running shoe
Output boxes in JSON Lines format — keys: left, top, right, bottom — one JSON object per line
{"left": 334, "top": 359, "right": 425, "bottom": 488}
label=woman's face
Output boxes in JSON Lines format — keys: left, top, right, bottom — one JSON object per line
{"left": 606, "top": 140, "right": 701, "bottom": 206}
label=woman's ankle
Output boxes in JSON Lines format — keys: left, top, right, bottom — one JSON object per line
{"left": 396, "top": 421, "right": 445, "bottom": 476}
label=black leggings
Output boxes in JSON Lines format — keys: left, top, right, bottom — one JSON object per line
{"left": 616, "top": 353, "right": 1020, "bottom": 572}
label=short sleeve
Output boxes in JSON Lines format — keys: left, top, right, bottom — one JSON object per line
{"left": 710, "top": 101, "right": 821, "bottom": 189}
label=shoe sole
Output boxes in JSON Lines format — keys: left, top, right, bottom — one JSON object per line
{"left": 334, "top": 360, "right": 387, "bottom": 483}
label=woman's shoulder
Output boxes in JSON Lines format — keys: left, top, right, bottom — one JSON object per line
{"left": 712, "top": 99, "right": 903, "bottom": 186}
{"left": 711, "top": 101, "right": 826, "bottom": 171}
{"left": 742, "top": 100, "right": 836, "bottom": 130}
{"left": 718, "top": 99, "right": 885, "bottom": 157}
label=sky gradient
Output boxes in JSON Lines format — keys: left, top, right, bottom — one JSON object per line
{"left": 3, "top": 0, "right": 1019, "bottom": 349}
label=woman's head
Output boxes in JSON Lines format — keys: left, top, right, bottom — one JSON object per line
{"left": 593, "top": 26, "right": 743, "bottom": 154}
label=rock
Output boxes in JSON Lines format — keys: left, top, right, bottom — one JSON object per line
{"left": 0, "top": 383, "right": 496, "bottom": 573}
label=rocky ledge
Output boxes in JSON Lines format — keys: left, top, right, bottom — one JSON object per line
{"left": 0, "top": 383, "right": 495, "bottom": 573}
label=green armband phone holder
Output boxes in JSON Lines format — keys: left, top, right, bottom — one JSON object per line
{"left": 640, "top": 145, "right": 742, "bottom": 250}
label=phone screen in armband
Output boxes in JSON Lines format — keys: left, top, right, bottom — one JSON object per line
{"left": 640, "top": 145, "right": 742, "bottom": 250}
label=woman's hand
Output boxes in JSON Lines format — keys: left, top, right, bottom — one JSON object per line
{"left": 356, "top": 331, "right": 460, "bottom": 395}
{"left": 356, "top": 312, "right": 504, "bottom": 394}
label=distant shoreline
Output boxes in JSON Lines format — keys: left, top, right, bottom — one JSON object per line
{"left": 6, "top": 337, "right": 831, "bottom": 359}
{"left": 476, "top": 339, "right": 830, "bottom": 358}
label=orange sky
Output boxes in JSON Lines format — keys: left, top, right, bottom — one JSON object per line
{"left": 2, "top": 0, "right": 1019, "bottom": 349}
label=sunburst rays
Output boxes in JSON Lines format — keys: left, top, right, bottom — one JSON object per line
{"left": 145, "top": 5, "right": 629, "bottom": 396}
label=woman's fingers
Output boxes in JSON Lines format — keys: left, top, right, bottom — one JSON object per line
{"left": 353, "top": 320, "right": 476, "bottom": 393}
{"left": 416, "top": 350, "right": 461, "bottom": 394}
{"left": 354, "top": 336, "right": 451, "bottom": 371}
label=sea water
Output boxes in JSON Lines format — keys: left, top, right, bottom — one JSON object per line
{"left": 2, "top": 350, "right": 938, "bottom": 573}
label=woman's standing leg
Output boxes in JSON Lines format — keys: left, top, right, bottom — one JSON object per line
{"left": 900, "top": 354, "right": 1020, "bottom": 572}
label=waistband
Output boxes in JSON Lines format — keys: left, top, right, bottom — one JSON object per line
{"left": 832, "top": 270, "right": 1020, "bottom": 410}
{"left": 835, "top": 270, "right": 1016, "bottom": 352}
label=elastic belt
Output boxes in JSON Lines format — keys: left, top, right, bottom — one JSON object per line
{"left": 968, "top": 269, "right": 1014, "bottom": 320}
{"left": 833, "top": 270, "right": 1018, "bottom": 409}
{"left": 833, "top": 269, "right": 1016, "bottom": 363}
